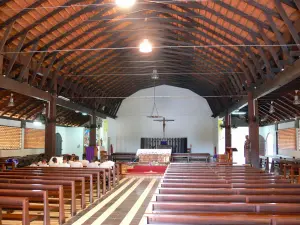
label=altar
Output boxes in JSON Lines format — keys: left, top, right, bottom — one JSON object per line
{"left": 137, "top": 149, "right": 171, "bottom": 163}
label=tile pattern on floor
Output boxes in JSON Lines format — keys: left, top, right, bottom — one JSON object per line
{"left": 64, "top": 177, "right": 159, "bottom": 225}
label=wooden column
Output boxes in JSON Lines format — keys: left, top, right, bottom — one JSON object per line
{"left": 89, "top": 111, "right": 97, "bottom": 147}
{"left": 225, "top": 112, "right": 231, "bottom": 149}
{"left": 248, "top": 91, "right": 260, "bottom": 168}
{"left": 45, "top": 95, "right": 57, "bottom": 157}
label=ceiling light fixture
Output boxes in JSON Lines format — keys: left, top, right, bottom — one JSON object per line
{"left": 42, "top": 104, "right": 47, "bottom": 115}
{"left": 8, "top": 93, "right": 15, "bottom": 107}
{"left": 293, "top": 90, "right": 300, "bottom": 105}
{"left": 151, "top": 69, "right": 159, "bottom": 80}
{"left": 231, "top": 111, "right": 246, "bottom": 115}
{"left": 58, "top": 95, "right": 70, "bottom": 101}
{"left": 115, "top": 0, "right": 136, "bottom": 8}
{"left": 139, "top": 39, "right": 152, "bottom": 53}
{"left": 33, "top": 114, "right": 43, "bottom": 126}
{"left": 269, "top": 101, "right": 275, "bottom": 114}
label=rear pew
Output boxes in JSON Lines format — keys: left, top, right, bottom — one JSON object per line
{"left": 0, "top": 174, "right": 86, "bottom": 209}
{"left": 0, "top": 178, "right": 76, "bottom": 216}
{"left": 0, "top": 189, "right": 50, "bottom": 225}
{"left": 0, "top": 184, "right": 65, "bottom": 225}
{"left": 0, "top": 196, "right": 30, "bottom": 225}
{"left": 5, "top": 169, "right": 98, "bottom": 202}
{"left": 141, "top": 163, "right": 300, "bottom": 225}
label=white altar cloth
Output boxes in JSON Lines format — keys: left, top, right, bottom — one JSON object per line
{"left": 136, "top": 149, "right": 172, "bottom": 156}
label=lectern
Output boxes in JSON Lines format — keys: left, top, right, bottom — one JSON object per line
{"left": 225, "top": 147, "right": 238, "bottom": 163}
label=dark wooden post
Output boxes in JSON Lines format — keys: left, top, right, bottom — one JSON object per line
{"left": 248, "top": 91, "right": 260, "bottom": 168}
{"left": 45, "top": 95, "right": 57, "bottom": 157}
{"left": 225, "top": 111, "right": 231, "bottom": 149}
{"left": 89, "top": 111, "right": 97, "bottom": 147}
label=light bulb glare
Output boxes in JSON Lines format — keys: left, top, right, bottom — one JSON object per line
{"left": 139, "top": 39, "right": 152, "bottom": 53}
{"left": 116, "top": 0, "right": 136, "bottom": 8}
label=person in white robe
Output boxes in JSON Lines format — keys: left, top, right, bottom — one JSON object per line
{"left": 50, "top": 157, "right": 59, "bottom": 167}
{"left": 59, "top": 156, "right": 70, "bottom": 167}
{"left": 39, "top": 159, "right": 49, "bottom": 167}
{"left": 70, "top": 156, "right": 83, "bottom": 168}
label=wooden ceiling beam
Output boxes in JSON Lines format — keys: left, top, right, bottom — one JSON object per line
{"left": 217, "top": 59, "right": 300, "bottom": 117}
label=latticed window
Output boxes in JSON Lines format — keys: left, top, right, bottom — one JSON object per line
{"left": 24, "top": 128, "right": 45, "bottom": 149}
{"left": 0, "top": 126, "right": 21, "bottom": 150}
{"left": 278, "top": 128, "right": 297, "bottom": 153}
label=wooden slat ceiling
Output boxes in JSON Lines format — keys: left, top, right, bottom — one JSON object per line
{"left": 0, "top": 0, "right": 300, "bottom": 120}
{"left": 0, "top": 90, "right": 90, "bottom": 126}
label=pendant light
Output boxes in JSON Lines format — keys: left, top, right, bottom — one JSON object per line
{"left": 269, "top": 101, "right": 275, "bottom": 114}
{"left": 293, "top": 90, "right": 300, "bottom": 105}
{"left": 8, "top": 93, "right": 15, "bottom": 107}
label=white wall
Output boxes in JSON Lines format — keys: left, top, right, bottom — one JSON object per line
{"left": 113, "top": 85, "right": 218, "bottom": 154}
{"left": 259, "top": 125, "right": 276, "bottom": 156}
{"left": 56, "top": 126, "right": 84, "bottom": 159}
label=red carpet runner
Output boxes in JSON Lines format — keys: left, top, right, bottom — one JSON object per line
{"left": 126, "top": 165, "right": 167, "bottom": 174}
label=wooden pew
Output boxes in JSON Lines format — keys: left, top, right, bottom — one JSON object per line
{"left": 0, "top": 178, "right": 76, "bottom": 216}
{"left": 171, "top": 153, "right": 211, "bottom": 162}
{"left": 0, "top": 174, "right": 86, "bottom": 209}
{"left": 0, "top": 189, "right": 50, "bottom": 225}
{"left": 162, "top": 178, "right": 289, "bottom": 184}
{"left": 154, "top": 194, "right": 300, "bottom": 203}
{"left": 142, "top": 163, "right": 300, "bottom": 225}
{"left": 5, "top": 169, "right": 98, "bottom": 202}
{"left": 149, "top": 202, "right": 300, "bottom": 213}
{"left": 158, "top": 187, "right": 300, "bottom": 195}
{"left": 142, "top": 214, "right": 300, "bottom": 225}
{"left": 0, "top": 196, "right": 30, "bottom": 225}
{"left": 0, "top": 183, "right": 65, "bottom": 224}
{"left": 17, "top": 164, "right": 120, "bottom": 192}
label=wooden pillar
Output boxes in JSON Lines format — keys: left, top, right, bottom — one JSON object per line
{"left": 248, "top": 91, "right": 260, "bottom": 168}
{"left": 89, "top": 111, "right": 97, "bottom": 147}
{"left": 225, "top": 111, "right": 231, "bottom": 149}
{"left": 45, "top": 95, "right": 57, "bottom": 157}
{"left": 0, "top": 54, "right": 3, "bottom": 75}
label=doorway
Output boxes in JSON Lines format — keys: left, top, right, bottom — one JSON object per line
{"left": 56, "top": 133, "right": 63, "bottom": 156}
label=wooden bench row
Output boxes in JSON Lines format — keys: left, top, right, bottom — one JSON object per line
{"left": 141, "top": 163, "right": 300, "bottom": 225}
{"left": 0, "top": 165, "right": 121, "bottom": 225}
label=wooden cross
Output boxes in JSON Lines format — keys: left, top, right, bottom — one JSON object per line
{"left": 154, "top": 117, "right": 174, "bottom": 138}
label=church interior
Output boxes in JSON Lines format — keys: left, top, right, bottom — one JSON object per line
{"left": 0, "top": 0, "right": 300, "bottom": 224}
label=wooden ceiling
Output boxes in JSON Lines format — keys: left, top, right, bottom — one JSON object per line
{"left": 0, "top": 89, "right": 90, "bottom": 126}
{"left": 0, "top": 0, "right": 300, "bottom": 123}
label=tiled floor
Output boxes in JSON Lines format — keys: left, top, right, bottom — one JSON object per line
{"left": 64, "top": 177, "right": 159, "bottom": 225}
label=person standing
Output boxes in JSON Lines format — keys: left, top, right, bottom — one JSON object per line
{"left": 244, "top": 135, "right": 251, "bottom": 164}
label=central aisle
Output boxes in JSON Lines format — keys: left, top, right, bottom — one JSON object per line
{"left": 65, "top": 178, "right": 159, "bottom": 225}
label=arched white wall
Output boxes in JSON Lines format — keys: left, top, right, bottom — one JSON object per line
{"left": 110, "top": 85, "right": 218, "bottom": 154}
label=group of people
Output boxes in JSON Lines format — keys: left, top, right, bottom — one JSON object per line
{"left": 29, "top": 154, "right": 114, "bottom": 169}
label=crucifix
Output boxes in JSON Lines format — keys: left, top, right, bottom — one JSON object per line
{"left": 154, "top": 117, "right": 175, "bottom": 138}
